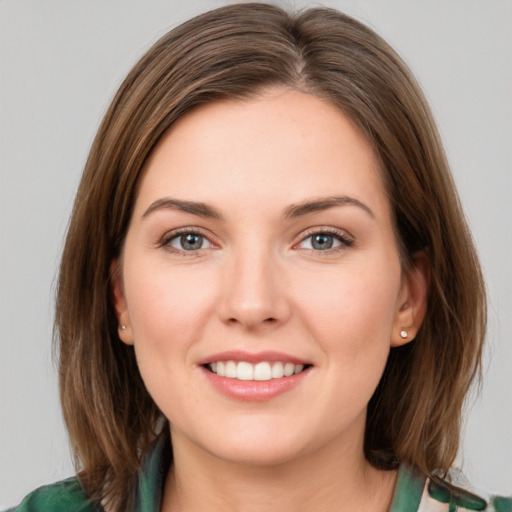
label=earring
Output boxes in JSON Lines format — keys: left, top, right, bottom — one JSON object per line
{"left": 120, "top": 324, "right": 126, "bottom": 331}
{"left": 400, "top": 330, "right": 408, "bottom": 339}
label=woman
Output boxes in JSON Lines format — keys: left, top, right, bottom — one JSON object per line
{"left": 6, "top": 3, "right": 510, "bottom": 512}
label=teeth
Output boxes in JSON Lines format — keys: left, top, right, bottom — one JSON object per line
{"left": 271, "top": 362, "right": 284, "bottom": 379}
{"left": 254, "top": 362, "right": 271, "bottom": 381}
{"left": 284, "top": 362, "right": 295, "bottom": 377}
{"left": 237, "top": 361, "right": 253, "bottom": 381}
{"left": 225, "top": 360, "right": 237, "bottom": 378}
{"left": 208, "top": 360, "right": 307, "bottom": 381}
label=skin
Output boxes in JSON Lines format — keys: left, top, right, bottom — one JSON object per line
{"left": 112, "top": 87, "right": 428, "bottom": 511}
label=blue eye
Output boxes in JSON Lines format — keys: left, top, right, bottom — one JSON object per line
{"left": 168, "top": 232, "right": 211, "bottom": 251}
{"left": 298, "top": 231, "right": 352, "bottom": 251}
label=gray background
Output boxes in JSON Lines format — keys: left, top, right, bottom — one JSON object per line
{"left": 1, "top": 0, "right": 511, "bottom": 507}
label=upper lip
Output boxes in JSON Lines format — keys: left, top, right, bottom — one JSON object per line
{"left": 197, "top": 350, "right": 312, "bottom": 366}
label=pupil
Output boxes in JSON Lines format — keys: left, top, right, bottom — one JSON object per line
{"left": 312, "top": 234, "right": 333, "bottom": 250}
{"left": 181, "top": 233, "right": 202, "bottom": 250}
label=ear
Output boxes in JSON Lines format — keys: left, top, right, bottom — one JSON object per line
{"left": 391, "top": 251, "right": 429, "bottom": 347}
{"left": 110, "top": 260, "right": 134, "bottom": 345}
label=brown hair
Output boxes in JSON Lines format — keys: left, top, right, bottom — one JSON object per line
{"left": 55, "top": 2, "right": 486, "bottom": 509}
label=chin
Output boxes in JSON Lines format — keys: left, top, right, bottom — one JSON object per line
{"left": 175, "top": 420, "right": 312, "bottom": 467}
{"left": 207, "top": 439, "right": 305, "bottom": 467}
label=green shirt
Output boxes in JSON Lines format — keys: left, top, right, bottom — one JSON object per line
{"left": 6, "top": 436, "right": 511, "bottom": 512}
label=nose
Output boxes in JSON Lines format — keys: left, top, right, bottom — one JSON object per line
{"left": 217, "top": 246, "right": 291, "bottom": 331}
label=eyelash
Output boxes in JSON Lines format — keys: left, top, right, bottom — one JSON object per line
{"left": 159, "top": 227, "right": 354, "bottom": 255}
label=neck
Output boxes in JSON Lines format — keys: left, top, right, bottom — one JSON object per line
{"left": 161, "top": 424, "right": 397, "bottom": 512}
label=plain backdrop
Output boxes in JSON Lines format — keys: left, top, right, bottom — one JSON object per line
{"left": 1, "top": 0, "right": 511, "bottom": 507}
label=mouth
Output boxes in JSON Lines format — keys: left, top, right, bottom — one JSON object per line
{"left": 198, "top": 351, "right": 313, "bottom": 401}
{"left": 204, "top": 360, "right": 312, "bottom": 381}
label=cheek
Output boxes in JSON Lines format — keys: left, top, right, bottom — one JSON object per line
{"left": 122, "top": 261, "right": 219, "bottom": 418}
{"left": 124, "top": 261, "right": 217, "bottom": 355}
{"left": 295, "top": 262, "right": 401, "bottom": 360}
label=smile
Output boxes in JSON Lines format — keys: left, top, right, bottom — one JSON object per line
{"left": 208, "top": 361, "right": 307, "bottom": 381}
{"left": 199, "top": 351, "right": 313, "bottom": 401}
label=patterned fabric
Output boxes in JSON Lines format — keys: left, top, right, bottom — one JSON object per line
{"left": 6, "top": 435, "right": 511, "bottom": 511}
{"left": 392, "top": 465, "right": 512, "bottom": 512}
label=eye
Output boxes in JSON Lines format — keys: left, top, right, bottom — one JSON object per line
{"left": 166, "top": 231, "right": 212, "bottom": 252}
{"left": 297, "top": 230, "right": 353, "bottom": 251}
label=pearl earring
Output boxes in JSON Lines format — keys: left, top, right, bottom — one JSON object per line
{"left": 120, "top": 324, "right": 126, "bottom": 330}
{"left": 400, "top": 330, "right": 408, "bottom": 339}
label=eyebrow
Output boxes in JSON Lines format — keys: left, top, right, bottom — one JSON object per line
{"left": 142, "top": 195, "right": 374, "bottom": 221}
{"left": 283, "top": 196, "right": 375, "bottom": 219}
{"left": 142, "top": 198, "right": 224, "bottom": 220}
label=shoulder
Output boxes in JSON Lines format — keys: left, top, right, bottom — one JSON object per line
{"left": 4, "top": 477, "right": 102, "bottom": 512}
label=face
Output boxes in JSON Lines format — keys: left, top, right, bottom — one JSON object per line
{"left": 113, "top": 88, "right": 426, "bottom": 467}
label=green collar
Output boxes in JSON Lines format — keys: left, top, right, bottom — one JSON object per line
{"left": 388, "top": 465, "right": 425, "bottom": 512}
{"left": 134, "top": 434, "right": 171, "bottom": 512}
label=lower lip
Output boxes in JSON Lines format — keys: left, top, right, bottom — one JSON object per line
{"left": 201, "top": 366, "right": 311, "bottom": 401}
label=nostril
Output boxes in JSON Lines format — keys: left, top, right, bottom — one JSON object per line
{"left": 226, "top": 316, "right": 276, "bottom": 325}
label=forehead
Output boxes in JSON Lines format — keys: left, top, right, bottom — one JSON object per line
{"left": 135, "top": 88, "right": 390, "bottom": 219}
